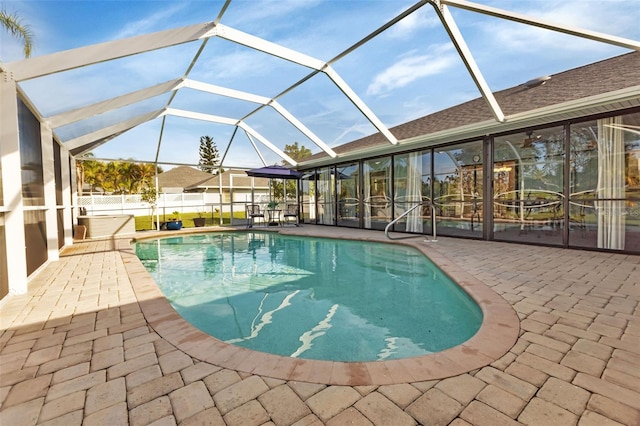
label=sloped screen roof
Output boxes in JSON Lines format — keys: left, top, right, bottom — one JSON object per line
{"left": 1, "top": 0, "right": 638, "bottom": 170}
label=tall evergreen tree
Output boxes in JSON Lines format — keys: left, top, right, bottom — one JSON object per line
{"left": 198, "top": 135, "right": 220, "bottom": 174}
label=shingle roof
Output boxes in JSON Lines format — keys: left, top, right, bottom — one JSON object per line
{"left": 157, "top": 166, "right": 213, "bottom": 190}
{"left": 304, "top": 51, "right": 640, "bottom": 163}
{"left": 157, "top": 166, "right": 269, "bottom": 191}
{"left": 191, "top": 169, "right": 269, "bottom": 189}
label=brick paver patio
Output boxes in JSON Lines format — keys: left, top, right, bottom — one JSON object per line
{"left": 1, "top": 226, "right": 638, "bottom": 425}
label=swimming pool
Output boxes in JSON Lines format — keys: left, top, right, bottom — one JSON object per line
{"left": 135, "top": 232, "right": 482, "bottom": 362}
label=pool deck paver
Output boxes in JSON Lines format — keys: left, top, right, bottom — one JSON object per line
{"left": 0, "top": 225, "right": 638, "bottom": 425}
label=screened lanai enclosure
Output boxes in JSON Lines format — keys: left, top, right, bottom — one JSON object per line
{"left": 1, "top": 0, "right": 639, "bottom": 298}
{"left": 302, "top": 111, "right": 640, "bottom": 252}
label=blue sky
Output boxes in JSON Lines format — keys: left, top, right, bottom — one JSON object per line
{"left": 1, "top": 0, "right": 639, "bottom": 168}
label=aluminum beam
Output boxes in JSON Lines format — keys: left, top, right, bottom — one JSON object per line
{"left": 154, "top": 115, "right": 168, "bottom": 164}
{"left": 214, "top": 24, "right": 325, "bottom": 70}
{"left": 214, "top": 24, "right": 398, "bottom": 146}
{"left": 215, "top": 0, "right": 232, "bottom": 25}
{"left": 329, "top": 1, "right": 430, "bottom": 64}
{"left": 5, "top": 22, "right": 217, "bottom": 81}
{"left": 219, "top": 126, "right": 240, "bottom": 166}
{"left": 163, "top": 108, "right": 238, "bottom": 125}
{"left": 184, "top": 79, "right": 336, "bottom": 157}
{"left": 64, "top": 109, "right": 164, "bottom": 151}
{"left": 47, "top": 79, "right": 182, "bottom": 128}
{"left": 443, "top": 0, "right": 640, "bottom": 51}
{"left": 238, "top": 123, "right": 298, "bottom": 166}
{"left": 182, "top": 79, "right": 271, "bottom": 104}
{"left": 431, "top": 2, "right": 505, "bottom": 122}
{"left": 324, "top": 66, "right": 399, "bottom": 144}
{"left": 164, "top": 108, "right": 297, "bottom": 165}
{"left": 271, "top": 101, "right": 337, "bottom": 158}
{"left": 243, "top": 130, "right": 268, "bottom": 166}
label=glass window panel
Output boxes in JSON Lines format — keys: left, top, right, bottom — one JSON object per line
{"left": 54, "top": 140, "right": 63, "bottom": 206}
{"left": 363, "top": 157, "right": 391, "bottom": 230}
{"left": 300, "top": 174, "right": 314, "bottom": 224}
{"left": 569, "top": 112, "right": 640, "bottom": 252}
{"left": 317, "top": 167, "right": 336, "bottom": 225}
{"left": 433, "top": 141, "right": 483, "bottom": 237}
{"left": 19, "top": 99, "right": 45, "bottom": 207}
{"left": 393, "top": 150, "right": 432, "bottom": 233}
{"left": 337, "top": 163, "right": 360, "bottom": 228}
{"left": 0, "top": 144, "right": 3, "bottom": 206}
{"left": 24, "top": 210, "right": 48, "bottom": 276}
{"left": 493, "top": 127, "right": 564, "bottom": 245}
{"left": 269, "top": 176, "right": 298, "bottom": 207}
{"left": 0, "top": 214, "right": 7, "bottom": 299}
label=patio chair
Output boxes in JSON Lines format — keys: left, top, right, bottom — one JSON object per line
{"left": 283, "top": 203, "right": 300, "bottom": 226}
{"left": 339, "top": 197, "right": 359, "bottom": 220}
{"left": 246, "top": 204, "right": 265, "bottom": 228}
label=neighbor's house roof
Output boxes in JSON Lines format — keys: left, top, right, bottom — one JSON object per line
{"left": 187, "top": 169, "right": 269, "bottom": 191}
{"left": 302, "top": 51, "right": 640, "bottom": 167}
{"left": 157, "top": 166, "right": 268, "bottom": 192}
{"left": 157, "top": 166, "right": 212, "bottom": 193}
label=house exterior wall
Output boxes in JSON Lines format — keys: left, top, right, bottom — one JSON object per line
{"left": 0, "top": 80, "right": 76, "bottom": 299}
{"left": 1, "top": 77, "right": 28, "bottom": 297}
{"left": 301, "top": 108, "right": 640, "bottom": 253}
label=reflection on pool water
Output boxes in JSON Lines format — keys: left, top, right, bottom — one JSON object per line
{"left": 134, "top": 232, "right": 482, "bottom": 362}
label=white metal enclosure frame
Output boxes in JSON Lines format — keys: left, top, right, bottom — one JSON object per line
{"left": 1, "top": 0, "right": 638, "bottom": 169}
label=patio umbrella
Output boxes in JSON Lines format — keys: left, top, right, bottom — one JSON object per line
{"left": 246, "top": 164, "right": 304, "bottom": 179}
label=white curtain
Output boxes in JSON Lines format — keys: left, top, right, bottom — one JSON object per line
{"left": 363, "top": 165, "right": 372, "bottom": 228}
{"left": 597, "top": 116, "right": 625, "bottom": 250}
{"left": 319, "top": 168, "right": 335, "bottom": 225}
{"left": 406, "top": 152, "right": 424, "bottom": 233}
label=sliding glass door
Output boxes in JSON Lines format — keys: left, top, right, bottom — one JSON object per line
{"left": 433, "top": 141, "right": 483, "bottom": 238}
{"left": 300, "top": 174, "right": 314, "bottom": 224}
{"left": 393, "top": 150, "right": 431, "bottom": 233}
{"left": 493, "top": 127, "right": 565, "bottom": 245}
{"left": 569, "top": 112, "right": 640, "bottom": 251}
{"left": 363, "top": 157, "right": 391, "bottom": 230}
{"left": 317, "top": 167, "right": 336, "bottom": 225}
{"left": 337, "top": 163, "right": 360, "bottom": 228}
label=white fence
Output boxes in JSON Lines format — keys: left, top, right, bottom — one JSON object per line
{"left": 77, "top": 192, "right": 270, "bottom": 218}
{"left": 77, "top": 193, "right": 214, "bottom": 216}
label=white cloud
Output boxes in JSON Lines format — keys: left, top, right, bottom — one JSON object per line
{"left": 533, "top": 0, "right": 638, "bottom": 35}
{"left": 387, "top": 7, "right": 439, "bottom": 39}
{"left": 481, "top": 0, "right": 639, "bottom": 53}
{"left": 110, "top": 3, "right": 190, "bottom": 40}
{"left": 202, "top": 50, "right": 266, "bottom": 81}
{"left": 226, "top": 0, "right": 323, "bottom": 25}
{"left": 330, "top": 122, "right": 376, "bottom": 146}
{"left": 366, "top": 45, "right": 457, "bottom": 96}
{"left": 0, "top": 38, "right": 24, "bottom": 61}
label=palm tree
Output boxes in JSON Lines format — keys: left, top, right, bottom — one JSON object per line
{"left": 134, "top": 162, "right": 160, "bottom": 192}
{"left": 1, "top": 8, "right": 34, "bottom": 58}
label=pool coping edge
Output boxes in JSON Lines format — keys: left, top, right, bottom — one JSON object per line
{"left": 121, "top": 227, "right": 520, "bottom": 386}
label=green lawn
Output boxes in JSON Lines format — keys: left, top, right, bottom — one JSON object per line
{"left": 134, "top": 211, "right": 247, "bottom": 231}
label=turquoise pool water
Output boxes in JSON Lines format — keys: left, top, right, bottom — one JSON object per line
{"left": 134, "top": 232, "right": 482, "bottom": 362}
